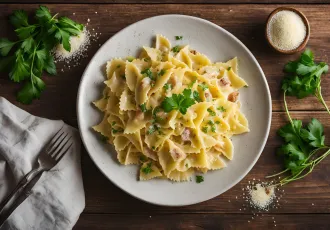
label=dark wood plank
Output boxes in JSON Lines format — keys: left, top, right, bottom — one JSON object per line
{"left": 0, "top": 0, "right": 328, "bottom": 4}
{"left": 1, "top": 4, "right": 330, "bottom": 115}
{"left": 81, "top": 112, "right": 330, "bottom": 214}
{"left": 74, "top": 213, "right": 330, "bottom": 230}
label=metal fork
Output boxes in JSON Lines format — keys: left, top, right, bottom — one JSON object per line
{"left": 0, "top": 127, "right": 73, "bottom": 214}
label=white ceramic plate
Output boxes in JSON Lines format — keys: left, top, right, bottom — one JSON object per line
{"left": 77, "top": 15, "right": 272, "bottom": 206}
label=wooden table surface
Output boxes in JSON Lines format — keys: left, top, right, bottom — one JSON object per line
{"left": 1, "top": 1, "right": 330, "bottom": 229}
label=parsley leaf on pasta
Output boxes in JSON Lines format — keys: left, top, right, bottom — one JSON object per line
{"left": 161, "top": 89, "right": 196, "bottom": 115}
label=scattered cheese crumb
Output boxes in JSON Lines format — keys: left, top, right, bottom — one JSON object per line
{"left": 248, "top": 183, "right": 275, "bottom": 210}
{"left": 267, "top": 10, "right": 306, "bottom": 51}
{"left": 87, "top": 18, "right": 90, "bottom": 22}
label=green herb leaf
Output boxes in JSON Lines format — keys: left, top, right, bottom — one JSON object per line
{"left": 55, "top": 28, "right": 71, "bottom": 51}
{"left": 142, "top": 162, "right": 153, "bottom": 174}
{"left": 9, "top": 50, "right": 30, "bottom": 82}
{"left": 21, "top": 37, "right": 34, "bottom": 53}
{"left": 300, "top": 118, "right": 325, "bottom": 148}
{"left": 158, "top": 69, "right": 166, "bottom": 76}
{"left": 44, "top": 55, "right": 56, "bottom": 75}
{"left": 193, "top": 91, "right": 201, "bottom": 102}
{"left": 172, "top": 45, "right": 180, "bottom": 53}
{"left": 202, "top": 126, "right": 208, "bottom": 133}
{"left": 163, "top": 83, "right": 172, "bottom": 91}
{"left": 196, "top": 175, "right": 204, "bottom": 183}
{"left": 175, "top": 36, "right": 183, "bottom": 40}
{"left": 198, "top": 82, "right": 208, "bottom": 91}
{"left": 227, "top": 67, "right": 231, "bottom": 71}
{"left": 188, "top": 79, "right": 196, "bottom": 88}
{"left": 35, "top": 6, "right": 52, "bottom": 23}
{"left": 161, "top": 88, "right": 196, "bottom": 115}
{"left": 207, "top": 108, "right": 216, "bottom": 116}
{"left": 139, "top": 103, "right": 147, "bottom": 112}
{"left": 141, "top": 68, "right": 154, "bottom": 80}
{"left": 0, "top": 38, "right": 16, "bottom": 56}
{"left": 15, "top": 25, "right": 36, "bottom": 40}
{"left": 17, "top": 81, "right": 42, "bottom": 104}
{"left": 217, "top": 106, "right": 226, "bottom": 112}
{"left": 9, "top": 10, "right": 29, "bottom": 28}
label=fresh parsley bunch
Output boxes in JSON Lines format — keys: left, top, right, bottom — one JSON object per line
{"left": 0, "top": 6, "right": 84, "bottom": 104}
{"left": 268, "top": 50, "right": 330, "bottom": 186}
{"left": 282, "top": 49, "right": 329, "bottom": 113}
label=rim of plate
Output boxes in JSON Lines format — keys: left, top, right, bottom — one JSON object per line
{"left": 77, "top": 14, "right": 272, "bottom": 206}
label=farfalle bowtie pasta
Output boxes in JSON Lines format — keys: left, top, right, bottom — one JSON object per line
{"left": 92, "top": 35, "right": 249, "bottom": 181}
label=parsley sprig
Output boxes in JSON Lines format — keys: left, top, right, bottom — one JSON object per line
{"left": 268, "top": 50, "right": 330, "bottom": 186}
{"left": 161, "top": 88, "right": 197, "bottom": 115}
{"left": 0, "top": 6, "right": 84, "bottom": 104}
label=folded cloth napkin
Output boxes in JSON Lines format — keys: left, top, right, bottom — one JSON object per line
{"left": 0, "top": 97, "right": 85, "bottom": 230}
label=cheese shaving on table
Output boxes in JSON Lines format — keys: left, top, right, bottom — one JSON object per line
{"left": 54, "top": 28, "right": 90, "bottom": 61}
{"left": 248, "top": 183, "right": 275, "bottom": 210}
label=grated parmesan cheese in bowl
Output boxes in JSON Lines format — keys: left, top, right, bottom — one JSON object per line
{"left": 266, "top": 8, "right": 309, "bottom": 53}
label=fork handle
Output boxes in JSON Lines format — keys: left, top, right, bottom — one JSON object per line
{"left": 0, "top": 168, "right": 41, "bottom": 214}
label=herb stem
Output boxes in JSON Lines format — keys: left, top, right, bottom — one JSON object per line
{"left": 315, "top": 87, "right": 330, "bottom": 116}
{"left": 265, "top": 168, "right": 289, "bottom": 178}
{"left": 283, "top": 91, "right": 293, "bottom": 126}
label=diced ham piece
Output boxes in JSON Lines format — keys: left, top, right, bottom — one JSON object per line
{"left": 219, "top": 77, "right": 230, "bottom": 86}
{"left": 228, "top": 91, "right": 239, "bottom": 102}
{"left": 170, "top": 147, "right": 185, "bottom": 161}
{"left": 205, "top": 90, "right": 212, "bottom": 101}
{"left": 190, "top": 50, "right": 197, "bottom": 55}
{"left": 182, "top": 128, "right": 191, "bottom": 142}
{"left": 135, "top": 109, "right": 144, "bottom": 120}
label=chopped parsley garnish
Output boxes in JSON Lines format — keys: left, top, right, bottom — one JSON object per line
{"left": 141, "top": 162, "right": 153, "bottom": 174}
{"left": 215, "top": 121, "right": 221, "bottom": 124}
{"left": 139, "top": 155, "right": 147, "bottom": 162}
{"left": 175, "top": 36, "right": 183, "bottom": 40}
{"left": 100, "top": 135, "right": 108, "bottom": 143}
{"left": 104, "top": 95, "right": 110, "bottom": 100}
{"left": 202, "top": 126, "right": 208, "bottom": 133}
{"left": 188, "top": 79, "right": 197, "bottom": 88}
{"left": 147, "top": 124, "right": 160, "bottom": 135}
{"left": 227, "top": 67, "right": 231, "bottom": 71}
{"left": 111, "top": 121, "right": 116, "bottom": 126}
{"left": 158, "top": 69, "right": 166, "bottom": 76}
{"left": 193, "top": 91, "right": 202, "bottom": 102}
{"left": 172, "top": 45, "right": 180, "bottom": 53}
{"left": 143, "top": 57, "right": 150, "bottom": 62}
{"left": 208, "top": 120, "right": 216, "bottom": 132}
{"left": 161, "top": 88, "right": 196, "bottom": 115}
{"left": 185, "top": 163, "right": 188, "bottom": 167}
{"left": 151, "top": 146, "right": 156, "bottom": 150}
{"left": 196, "top": 175, "right": 204, "bottom": 183}
{"left": 112, "top": 127, "right": 123, "bottom": 134}
{"left": 117, "top": 65, "right": 121, "bottom": 68}
{"left": 217, "top": 106, "right": 226, "bottom": 112}
{"left": 163, "top": 83, "right": 172, "bottom": 91}
{"left": 127, "top": 56, "right": 134, "bottom": 62}
{"left": 198, "top": 83, "right": 209, "bottom": 91}
{"left": 244, "top": 85, "right": 248, "bottom": 88}
{"left": 207, "top": 108, "right": 216, "bottom": 116}
{"left": 141, "top": 68, "right": 154, "bottom": 80}
{"left": 139, "top": 103, "right": 147, "bottom": 112}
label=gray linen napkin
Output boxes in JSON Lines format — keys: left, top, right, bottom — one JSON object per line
{"left": 0, "top": 97, "right": 85, "bottom": 229}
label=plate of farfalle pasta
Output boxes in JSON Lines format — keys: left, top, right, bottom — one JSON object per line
{"left": 77, "top": 15, "right": 271, "bottom": 206}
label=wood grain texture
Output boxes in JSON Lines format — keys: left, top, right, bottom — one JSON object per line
{"left": 1, "top": 3, "right": 330, "bottom": 229}
{"left": 74, "top": 213, "right": 330, "bottom": 230}
{"left": 1, "top": 4, "right": 330, "bottom": 116}
{"left": 0, "top": 0, "right": 329, "bottom": 4}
